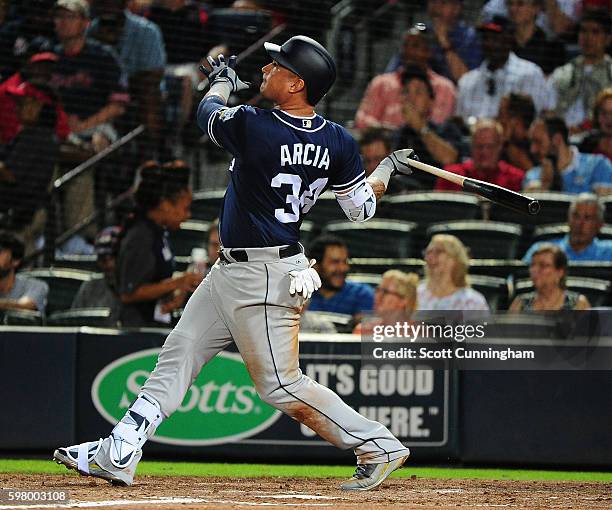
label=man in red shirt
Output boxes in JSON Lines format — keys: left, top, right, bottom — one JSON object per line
{"left": 435, "top": 118, "right": 524, "bottom": 191}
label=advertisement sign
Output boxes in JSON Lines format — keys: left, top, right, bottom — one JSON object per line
{"left": 92, "top": 349, "right": 282, "bottom": 445}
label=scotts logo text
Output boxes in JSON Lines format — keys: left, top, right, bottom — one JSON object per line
{"left": 92, "top": 349, "right": 281, "bottom": 445}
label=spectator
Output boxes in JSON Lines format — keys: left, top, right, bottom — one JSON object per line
{"left": 482, "top": 0, "right": 581, "bottom": 37}
{"left": 71, "top": 226, "right": 123, "bottom": 325}
{"left": 118, "top": 160, "right": 202, "bottom": 327}
{"left": 50, "top": 0, "right": 130, "bottom": 235}
{"left": 497, "top": 92, "right": 536, "bottom": 170}
{"left": 146, "top": 0, "right": 211, "bottom": 150}
{"left": 89, "top": 0, "right": 166, "bottom": 154}
{"left": 579, "top": 88, "right": 612, "bottom": 161}
{"left": 523, "top": 193, "right": 612, "bottom": 262}
{"left": 145, "top": 1, "right": 209, "bottom": 66}
{"left": 550, "top": 10, "right": 612, "bottom": 131}
{"left": 0, "top": 52, "right": 70, "bottom": 146}
{"left": 354, "top": 24, "right": 457, "bottom": 130}
{"left": 436, "top": 119, "right": 525, "bottom": 192}
{"left": 0, "top": 81, "right": 59, "bottom": 254}
{"left": 51, "top": 0, "right": 128, "bottom": 145}
{"left": 418, "top": 234, "right": 490, "bottom": 311}
{"left": 420, "top": 0, "right": 482, "bottom": 82}
{"left": 456, "top": 18, "right": 554, "bottom": 120}
{"left": 307, "top": 234, "right": 374, "bottom": 319}
{"left": 0, "top": 232, "right": 48, "bottom": 313}
{"left": 524, "top": 116, "right": 612, "bottom": 194}
{"left": 0, "top": 0, "right": 56, "bottom": 80}
{"left": 506, "top": 0, "right": 567, "bottom": 75}
{"left": 394, "top": 67, "right": 464, "bottom": 189}
{"left": 511, "top": 243, "right": 590, "bottom": 311}
{"left": 353, "top": 270, "right": 419, "bottom": 335}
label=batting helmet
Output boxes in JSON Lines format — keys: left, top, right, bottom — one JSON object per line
{"left": 264, "top": 35, "right": 336, "bottom": 106}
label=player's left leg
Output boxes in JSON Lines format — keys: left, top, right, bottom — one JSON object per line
{"left": 215, "top": 255, "right": 409, "bottom": 490}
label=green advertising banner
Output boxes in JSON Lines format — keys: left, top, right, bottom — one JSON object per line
{"left": 91, "top": 349, "right": 282, "bottom": 446}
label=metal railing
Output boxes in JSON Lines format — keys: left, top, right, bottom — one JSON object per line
{"left": 24, "top": 125, "right": 146, "bottom": 266}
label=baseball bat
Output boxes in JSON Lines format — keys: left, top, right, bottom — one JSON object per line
{"left": 406, "top": 158, "right": 540, "bottom": 216}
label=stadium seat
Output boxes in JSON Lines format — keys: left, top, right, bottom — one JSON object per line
{"left": 0, "top": 309, "right": 43, "bottom": 326}
{"left": 53, "top": 254, "right": 98, "bottom": 272}
{"left": 377, "top": 191, "right": 482, "bottom": 224}
{"left": 603, "top": 196, "right": 612, "bottom": 224}
{"left": 349, "top": 258, "right": 425, "bottom": 276}
{"left": 190, "top": 190, "right": 225, "bottom": 221}
{"left": 426, "top": 220, "right": 523, "bottom": 259}
{"left": 514, "top": 277, "right": 612, "bottom": 307}
{"left": 323, "top": 220, "right": 418, "bottom": 258}
{"left": 46, "top": 308, "right": 113, "bottom": 327}
{"left": 17, "top": 268, "right": 94, "bottom": 315}
{"left": 469, "top": 259, "right": 527, "bottom": 280}
{"left": 568, "top": 262, "right": 612, "bottom": 282}
{"left": 489, "top": 192, "right": 573, "bottom": 226}
{"left": 299, "top": 220, "right": 316, "bottom": 249}
{"left": 468, "top": 274, "right": 510, "bottom": 311}
{"left": 532, "top": 223, "right": 612, "bottom": 244}
{"left": 304, "top": 311, "right": 353, "bottom": 334}
{"left": 168, "top": 220, "right": 210, "bottom": 257}
{"left": 347, "top": 273, "right": 381, "bottom": 288}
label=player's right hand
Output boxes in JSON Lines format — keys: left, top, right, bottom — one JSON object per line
{"left": 382, "top": 149, "right": 418, "bottom": 177}
{"left": 289, "top": 259, "right": 322, "bottom": 300}
{"left": 199, "top": 54, "right": 250, "bottom": 93}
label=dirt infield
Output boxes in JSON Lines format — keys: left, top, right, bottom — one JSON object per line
{"left": 1, "top": 473, "right": 611, "bottom": 509}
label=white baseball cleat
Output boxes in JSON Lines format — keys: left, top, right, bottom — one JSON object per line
{"left": 340, "top": 455, "right": 409, "bottom": 491}
{"left": 53, "top": 436, "right": 142, "bottom": 486}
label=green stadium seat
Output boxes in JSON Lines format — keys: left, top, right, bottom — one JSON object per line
{"left": 426, "top": 220, "right": 523, "bottom": 259}
{"left": 18, "top": 268, "right": 94, "bottom": 315}
{"left": 190, "top": 190, "right": 225, "bottom": 221}
{"left": 47, "top": 308, "right": 114, "bottom": 327}
{"left": 168, "top": 220, "right": 210, "bottom": 257}
{"left": 377, "top": 191, "right": 482, "bottom": 225}
{"left": 324, "top": 220, "right": 418, "bottom": 258}
{"left": 0, "top": 309, "right": 43, "bottom": 326}
{"left": 514, "top": 277, "right": 612, "bottom": 307}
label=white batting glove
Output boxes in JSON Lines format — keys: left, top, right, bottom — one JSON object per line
{"left": 199, "top": 54, "right": 250, "bottom": 93}
{"left": 289, "top": 259, "right": 322, "bottom": 300}
{"left": 381, "top": 149, "right": 417, "bottom": 177}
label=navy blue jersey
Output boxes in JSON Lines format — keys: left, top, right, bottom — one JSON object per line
{"left": 197, "top": 97, "right": 365, "bottom": 247}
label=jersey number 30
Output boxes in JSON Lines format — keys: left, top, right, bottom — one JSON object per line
{"left": 271, "top": 173, "right": 328, "bottom": 223}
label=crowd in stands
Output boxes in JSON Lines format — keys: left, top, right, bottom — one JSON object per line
{"left": 0, "top": 0, "right": 611, "bottom": 329}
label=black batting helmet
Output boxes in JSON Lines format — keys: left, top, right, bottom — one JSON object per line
{"left": 264, "top": 35, "right": 336, "bottom": 105}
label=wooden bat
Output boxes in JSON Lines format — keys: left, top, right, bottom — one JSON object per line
{"left": 406, "top": 158, "right": 541, "bottom": 216}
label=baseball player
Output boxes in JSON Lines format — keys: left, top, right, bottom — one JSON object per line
{"left": 53, "top": 35, "right": 415, "bottom": 491}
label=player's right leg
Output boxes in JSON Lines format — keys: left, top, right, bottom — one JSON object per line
{"left": 53, "top": 268, "right": 233, "bottom": 485}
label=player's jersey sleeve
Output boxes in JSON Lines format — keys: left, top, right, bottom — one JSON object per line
{"left": 196, "top": 97, "right": 256, "bottom": 156}
{"left": 330, "top": 127, "right": 366, "bottom": 194}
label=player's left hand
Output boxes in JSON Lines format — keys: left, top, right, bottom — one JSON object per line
{"left": 199, "top": 54, "right": 250, "bottom": 93}
{"left": 289, "top": 259, "right": 321, "bottom": 300}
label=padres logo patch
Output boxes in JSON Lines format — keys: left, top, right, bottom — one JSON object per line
{"left": 219, "top": 106, "right": 241, "bottom": 122}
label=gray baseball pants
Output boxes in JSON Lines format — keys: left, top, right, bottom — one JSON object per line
{"left": 142, "top": 247, "right": 409, "bottom": 464}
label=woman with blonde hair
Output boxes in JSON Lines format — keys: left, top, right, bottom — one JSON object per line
{"left": 418, "top": 234, "right": 489, "bottom": 310}
{"left": 353, "top": 270, "right": 419, "bottom": 334}
{"left": 510, "top": 243, "right": 590, "bottom": 311}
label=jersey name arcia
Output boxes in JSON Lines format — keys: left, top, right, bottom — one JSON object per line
{"left": 280, "top": 144, "right": 330, "bottom": 170}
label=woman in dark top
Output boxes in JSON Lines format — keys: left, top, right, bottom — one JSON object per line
{"left": 510, "top": 244, "right": 590, "bottom": 312}
{"left": 118, "top": 160, "right": 202, "bottom": 327}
